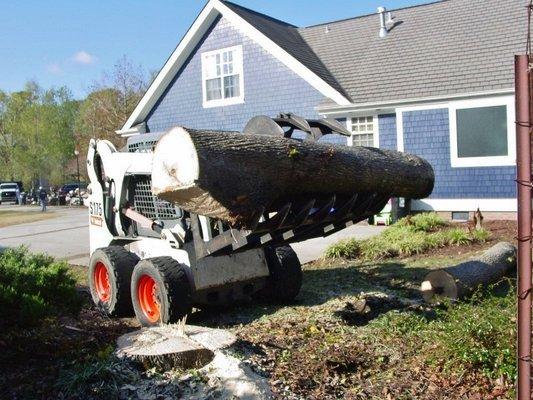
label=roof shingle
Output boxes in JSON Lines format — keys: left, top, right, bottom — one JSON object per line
{"left": 227, "top": 0, "right": 527, "bottom": 105}
{"left": 300, "top": 0, "right": 527, "bottom": 104}
{"left": 222, "top": 0, "right": 349, "bottom": 100}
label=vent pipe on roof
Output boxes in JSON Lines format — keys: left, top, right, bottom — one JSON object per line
{"left": 377, "top": 6, "right": 388, "bottom": 38}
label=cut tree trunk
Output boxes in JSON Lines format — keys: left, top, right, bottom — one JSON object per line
{"left": 420, "top": 242, "right": 516, "bottom": 303}
{"left": 151, "top": 127, "right": 435, "bottom": 227}
{"left": 116, "top": 324, "right": 236, "bottom": 370}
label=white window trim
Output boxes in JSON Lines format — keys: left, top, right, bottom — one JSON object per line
{"left": 412, "top": 198, "right": 517, "bottom": 213}
{"left": 345, "top": 114, "right": 380, "bottom": 147}
{"left": 449, "top": 96, "right": 515, "bottom": 168}
{"left": 201, "top": 45, "right": 245, "bottom": 108}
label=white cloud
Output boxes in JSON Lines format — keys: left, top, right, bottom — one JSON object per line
{"left": 46, "top": 63, "right": 62, "bottom": 74}
{"left": 72, "top": 50, "right": 96, "bottom": 65}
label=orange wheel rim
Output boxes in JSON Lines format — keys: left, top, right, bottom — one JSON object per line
{"left": 138, "top": 275, "right": 161, "bottom": 323}
{"left": 94, "top": 262, "right": 111, "bottom": 302}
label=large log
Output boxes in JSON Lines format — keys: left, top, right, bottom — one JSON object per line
{"left": 420, "top": 242, "right": 516, "bottom": 303}
{"left": 152, "top": 127, "right": 434, "bottom": 227}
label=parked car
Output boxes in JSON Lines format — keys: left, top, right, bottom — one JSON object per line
{"left": 58, "top": 182, "right": 87, "bottom": 205}
{"left": 0, "top": 182, "right": 21, "bottom": 204}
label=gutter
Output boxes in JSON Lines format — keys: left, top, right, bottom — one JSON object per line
{"left": 316, "top": 88, "right": 515, "bottom": 116}
{"left": 116, "top": 122, "right": 147, "bottom": 138}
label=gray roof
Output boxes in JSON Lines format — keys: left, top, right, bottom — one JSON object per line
{"left": 225, "top": 0, "right": 527, "bottom": 105}
{"left": 221, "top": 0, "right": 349, "bottom": 99}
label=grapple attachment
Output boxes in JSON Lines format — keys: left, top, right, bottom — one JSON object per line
{"left": 190, "top": 192, "right": 390, "bottom": 259}
{"left": 243, "top": 112, "right": 351, "bottom": 141}
{"left": 188, "top": 112, "right": 388, "bottom": 259}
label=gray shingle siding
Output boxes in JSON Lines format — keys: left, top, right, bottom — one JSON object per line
{"left": 402, "top": 108, "right": 516, "bottom": 199}
{"left": 146, "top": 17, "right": 324, "bottom": 133}
{"left": 378, "top": 114, "right": 397, "bottom": 150}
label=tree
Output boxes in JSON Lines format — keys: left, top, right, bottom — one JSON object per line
{"left": 0, "top": 56, "right": 149, "bottom": 187}
{"left": 0, "top": 82, "right": 78, "bottom": 187}
{"left": 75, "top": 56, "right": 149, "bottom": 158}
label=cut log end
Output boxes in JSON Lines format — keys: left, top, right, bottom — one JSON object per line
{"left": 116, "top": 324, "right": 237, "bottom": 371}
{"left": 152, "top": 126, "right": 200, "bottom": 197}
{"left": 421, "top": 271, "right": 458, "bottom": 303}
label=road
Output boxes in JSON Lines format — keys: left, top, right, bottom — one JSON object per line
{"left": 0, "top": 205, "right": 384, "bottom": 266}
{"left": 0, "top": 205, "right": 89, "bottom": 265}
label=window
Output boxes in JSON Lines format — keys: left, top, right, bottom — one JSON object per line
{"left": 449, "top": 96, "right": 515, "bottom": 167}
{"left": 348, "top": 116, "right": 378, "bottom": 147}
{"left": 201, "top": 45, "right": 244, "bottom": 108}
{"left": 451, "top": 211, "right": 469, "bottom": 221}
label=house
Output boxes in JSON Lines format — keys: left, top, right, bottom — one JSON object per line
{"left": 118, "top": 0, "right": 525, "bottom": 219}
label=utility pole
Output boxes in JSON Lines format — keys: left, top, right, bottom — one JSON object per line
{"left": 74, "top": 149, "right": 81, "bottom": 206}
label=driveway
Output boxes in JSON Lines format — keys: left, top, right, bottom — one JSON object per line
{"left": 291, "top": 223, "right": 386, "bottom": 264}
{"left": 0, "top": 205, "right": 384, "bottom": 266}
{"left": 0, "top": 205, "right": 89, "bottom": 265}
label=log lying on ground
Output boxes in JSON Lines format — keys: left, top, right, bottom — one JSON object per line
{"left": 152, "top": 127, "right": 435, "bottom": 227}
{"left": 420, "top": 242, "right": 516, "bottom": 303}
{"left": 116, "top": 324, "right": 236, "bottom": 370}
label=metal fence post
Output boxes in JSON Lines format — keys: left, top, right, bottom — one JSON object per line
{"left": 515, "top": 54, "right": 532, "bottom": 400}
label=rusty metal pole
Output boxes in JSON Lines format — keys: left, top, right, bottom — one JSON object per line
{"left": 515, "top": 54, "right": 532, "bottom": 400}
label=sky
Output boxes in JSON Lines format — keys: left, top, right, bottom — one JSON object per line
{"left": 0, "top": 0, "right": 435, "bottom": 99}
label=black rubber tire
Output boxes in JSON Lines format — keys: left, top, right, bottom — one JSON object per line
{"left": 131, "top": 257, "right": 192, "bottom": 327}
{"left": 255, "top": 246, "right": 303, "bottom": 303}
{"left": 88, "top": 246, "right": 139, "bottom": 317}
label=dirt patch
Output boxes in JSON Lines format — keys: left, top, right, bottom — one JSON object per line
{"left": 0, "top": 291, "right": 137, "bottom": 399}
{"left": 1, "top": 219, "right": 517, "bottom": 399}
{"left": 234, "top": 290, "right": 512, "bottom": 399}
{"left": 235, "top": 311, "right": 506, "bottom": 399}
{"left": 425, "top": 220, "right": 516, "bottom": 258}
{"left": 0, "top": 209, "right": 56, "bottom": 228}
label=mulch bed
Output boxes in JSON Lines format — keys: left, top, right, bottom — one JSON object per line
{"left": 235, "top": 314, "right": 510, "bottom": 400}
{"left": 422, "top": 220, "right": 516, "bottom": 258}
{"left": 0, "top": 293, "right": 138, "bottom": 399}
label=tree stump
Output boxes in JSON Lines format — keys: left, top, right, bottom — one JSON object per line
{"left": 151, "top": 127, "right": 434, "bottom": 227}
{"left": 116, "top": 324, "right": 236, "bottom": 371}
{"left": 420, "top": 242, "right": 516, "bottom": 303}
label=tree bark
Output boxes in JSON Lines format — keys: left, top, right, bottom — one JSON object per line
{"left": 152, "top": 127, "right": 434, "bottom": 226}
{"left": 420, "top": 242, "right": 516, "bottom": 303}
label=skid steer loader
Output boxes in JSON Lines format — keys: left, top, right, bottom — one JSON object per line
{"left": 87, "top": 113, "right": 390, "bottom": 327}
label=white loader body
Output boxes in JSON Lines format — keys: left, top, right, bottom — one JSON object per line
{"left": 87, "top": 139, "right": 270, "bottom": 301}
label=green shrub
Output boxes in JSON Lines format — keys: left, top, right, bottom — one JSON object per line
{"left": 424, "top": 230, "right": 449, "bottom": 249}
{"left": 324, "top": 239, "right": 361, "bottom": 259}
{"left": 444, "top": 228, "right": 472, "bottom": 246}
{"left": 396, "top": 212, "right": 447, "bottom": 232}
{"left": 0, "top": 247, "right": 81, "bottom": 328}
{"left": 324, "top": 213, "right": 492, "bottom": 261}
{"left": 471, "top": 228, "right": 491, "bottom": 243}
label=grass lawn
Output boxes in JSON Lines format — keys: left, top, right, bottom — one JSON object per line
{"left": 0, "top": 216, "right": 517, "bottom": 399}
{"left": 0, "top": 209, "right": 56, "bottom": 228}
